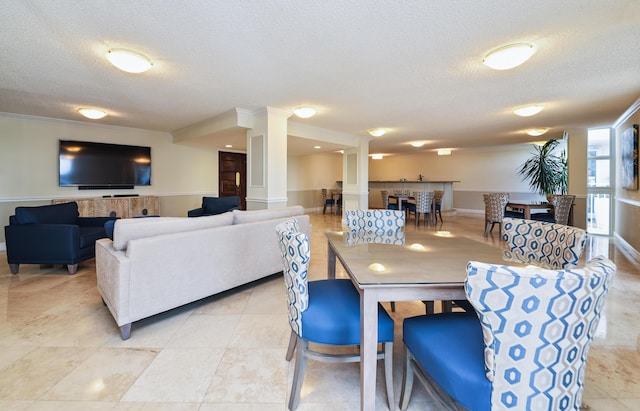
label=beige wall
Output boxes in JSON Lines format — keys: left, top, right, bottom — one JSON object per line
{"left": 0, "top": 114, "right": 220, "bottom": 243}
{"left": 287, "top": 152, "right": 343, "bottom": 210}
{"left": 613, "top": 99, "right": 640, "bottom": 253}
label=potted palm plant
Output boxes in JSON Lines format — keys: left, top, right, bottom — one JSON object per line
{"left": 518, "top": 139, "right": 568, "bottom": 197}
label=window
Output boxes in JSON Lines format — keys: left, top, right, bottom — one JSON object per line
{"left": 586, "top": 128, "right": 612, "bottom": 235}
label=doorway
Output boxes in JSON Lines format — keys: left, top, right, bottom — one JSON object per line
{"left": 218, "top": 151, "right": 247, "bottom": 210}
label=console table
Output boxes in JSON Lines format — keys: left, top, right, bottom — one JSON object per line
{"left": 52, "top": 196, "right": 159, "bottom": 218}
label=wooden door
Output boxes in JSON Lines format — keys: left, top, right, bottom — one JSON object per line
{"left": 218, "top": 151, "right": 246, "bottom": 210}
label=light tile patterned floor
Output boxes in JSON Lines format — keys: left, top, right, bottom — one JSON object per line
{"left": 0, "top": 211, "right": 638, "bottom": 410}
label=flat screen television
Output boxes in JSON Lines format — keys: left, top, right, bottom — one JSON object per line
{"left": 59, "top": 140, "right": 151, "bottom": 189}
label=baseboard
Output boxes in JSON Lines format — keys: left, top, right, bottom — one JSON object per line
{"left": 613, "top": 233, "right": 640, "bottom": 266}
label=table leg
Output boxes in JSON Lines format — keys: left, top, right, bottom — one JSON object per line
{"left": 360, "top": 290, "right": 379, "bottom": 411}
{"left": 327, "top": 242, "right": 336, "bottom": 280}
{"left": 524, "top": 207, "right": 531, "bottom": 219}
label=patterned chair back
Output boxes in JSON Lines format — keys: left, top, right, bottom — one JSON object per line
{"left": 381, "top": 190, "right": 390, "bottom": 208}
{"left": 502, "top": 217, "right": 587, "bottom": 269}
{"left": 465, "top": 256, "right": 616, "bottom": 411}
{"left": 483, "top": 193, "right": 510, "bottom": 223}
{"left": 412, "top": 191, "right": 434, "bottom": 213}
{"left": 275, "top": 220, "right": 310, "bottom": 338}
{"left": 393, "top": 189, "right": 411, "bottom": 196}
{"left": 434, "top": 190, "right": 444, "bottom": 206}
{"left": 552, "top": 195, "right": 575, "bottom": 225}
{"left": 321, "top": 188, "right": 328, "bottom": 201}
{"left": 345, "top": 229, "right": 405, "bottom": 246}
{"left": 344, "top": 209, "right": 405, "bottom": 233}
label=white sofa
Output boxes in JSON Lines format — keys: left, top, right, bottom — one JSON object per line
{"left": 96, "top": 206, "right": 311, "bottom": 339}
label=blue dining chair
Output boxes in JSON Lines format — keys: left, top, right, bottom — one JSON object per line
{"left": 399, "top": 256, "right": 616, "bottom": 411}
{"left": 275, "top": 220, "right": 395, "bottom": 410}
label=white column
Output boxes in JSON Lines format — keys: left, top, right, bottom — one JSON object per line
{"left": 341, "top": 138, "right": 370, "bottom": 220}
{"left": 246, "top": 107, "right": 292, "bottom": 210}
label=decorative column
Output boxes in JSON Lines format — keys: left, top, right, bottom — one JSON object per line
{"left": 341, "top": 138, "right": 370, "bottom": 217}
{"left": 246, "top": 107, "right": 292, "bottom": 210}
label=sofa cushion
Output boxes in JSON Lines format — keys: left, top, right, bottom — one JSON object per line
{"left": 202, "top": 196, "right": 240, "bottom": 215}
{"left": 79, "top": 226, "right": 107, "bottom": 248}
{"left": 14, "top": 202, "right": 79, "bottom": 225}
{"left": 232, "top": 206, "right": 305, "bottom": 225}
{"left": 112, "top": 212, "right": 234, "bottom": 251}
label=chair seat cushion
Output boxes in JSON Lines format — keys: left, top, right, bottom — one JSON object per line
{"left": 302, "top": 279, "right": 394, "bottom": 346}
{"left": 79, "top": 226, "right": 107, "bottom": 248}
{"left": 403, "top": 312, "right": 490, "bottom": 411}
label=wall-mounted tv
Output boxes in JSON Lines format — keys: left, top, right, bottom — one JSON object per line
{"left": 59, "top": 140, "right": 151, "bottom": 189}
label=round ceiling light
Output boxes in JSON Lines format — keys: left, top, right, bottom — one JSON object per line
{"left": 368, "top": 128, "right": 386, "bottom": 137}
{"left": 483, "top": 43, "right": 536, "bottom": 70}
{"left": 106, "top": 49, "right": 153, "bottom": 73}
{"left": 410, "top": 141, "right": 425, "bottom": 147}
{"left": 513, "top": 105, "right": 544, "bottom": 117}
{"left": 78, "top": 108, "right": 107, "bottom": 119}
{"left": 526, "top": 128, "right": 549, "bottom": 136}
{"left": 293, "top": 106, "right": 316, "bottom": 118}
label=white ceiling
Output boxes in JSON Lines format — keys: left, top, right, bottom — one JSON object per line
{"left": 2, "top": 1, "right": 640, "bottom": 156}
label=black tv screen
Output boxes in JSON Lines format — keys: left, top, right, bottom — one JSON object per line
{"left": 59, "top": 140, "right": 151, "bottom": 188}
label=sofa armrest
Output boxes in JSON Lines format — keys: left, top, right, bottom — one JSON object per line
{"left": 5, "top": 224, "right": 81, "bottom": 261}
{"left": 187, "top": 207, "right": 205, "bottom": 217}
{"left": 95, "top": 238, "right": 132, "bottom": 329}
{"left": 78, "top": 216, "right": 117, "bottom": 227}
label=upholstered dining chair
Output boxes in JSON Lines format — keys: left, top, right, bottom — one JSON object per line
{"left": 275, "top": 220, "right": 395, "bottom": 411}
{"left": 344, "top": 209, "right": 405, "bottom": 233}
{"left": 399, "top": 256, "right": 616, "bottom": 411}
{"left": 532, "top": 194, "right": 576, "bottom": 225}
{"left": 433, "top": 190, "right": 444, "bottom": 223}
{"left": 412, "top": 191, "right": 435, "bottom": 227}
{"left": 502, "top": 217, "right": 587, "bottom": 269}
{"left": 483, "top": 192, "right": 510, "bottom": 237}
{"left": 381, "top": 190, "right": 398, "bottom": 210}
{"left": 321, "top": 188, "right": 340, "bottom": 214}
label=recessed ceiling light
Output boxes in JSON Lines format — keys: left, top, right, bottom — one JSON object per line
{"left": 526, "top": 128, "right": 549, "bottom": 136}
{"left": 513, "top": 105, "right": 544, "bottom": 117}
{"left": 437, "top": 149, "right": 452, "bottom": 156}
{"left": 293, "top": 106, "right": 316, "bottom": 118}
{"left": 371, "top": 154, "right": 384, "bottom": 160}
{"left": 368, "top": 128, "right": 386, "bottom": 137}
{"left": 314, "top": 145, "right": 321, "bottom": 149}
{"left": 106, "top": 49, "right": 153, "bottom": 73}
{"left": 78, "top": 108, "right": 107, "bottom": 119}
{"left": 225, "top": 144, "right": 233, "bottom": 148}
{"left": 411, "top": 141, "right": 425, "bottom": 147}
{"left": 483, "top": 43, "right": 536, "bottom": 70}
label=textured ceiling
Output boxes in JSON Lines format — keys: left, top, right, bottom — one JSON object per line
{"left": 2, "top": 0, "right": 639, "bottom": 155}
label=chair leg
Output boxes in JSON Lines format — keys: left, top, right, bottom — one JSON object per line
{"left": 399, "top": 347, "right": 415, "bottom": 410}
{"left": 67, "top": 263, "right": 78, "bottom": 275}
{"left": 323, "top": 204, "right": 326, "bottom": 214}
{"left": 9, "top": 263, "right": 19, "bottom": 274}
{"left": 384, "top": 342, "right": 395, "bottom": 411}
{"left": 288, "top": 337, "right": 307, "bottom": 411}
{"left": 483, "top": 221, "right": 491, "bottom": 237}
{"left": 285, "top": 330, "right": 297, "bottom": 361}
{"left": 390, "top": 301, "right": 396, "bottom": 312}
{"left": 423, "top": 301, "right": 435, "bottom": 314}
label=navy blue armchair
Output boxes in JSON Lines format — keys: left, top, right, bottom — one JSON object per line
{"left": 187, "top": 196, "right": 241, "bottom": 217}
{"left": 4, "top": 202, "right": 115, "bottom": 274}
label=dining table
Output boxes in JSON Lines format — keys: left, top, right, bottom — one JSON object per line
{"left": 505, "top": 201, "right": 550, "bottom": 219}
{"left": 325, "top": 230, "right": 518, "bottom": 411}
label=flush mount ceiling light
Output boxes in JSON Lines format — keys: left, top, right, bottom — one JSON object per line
{"left": 371, "top": 154, "right": 384, "bottom": 160}
{"left": 106, "top": 49, "right": 153, "bottom": 73}
{"left": 526, "top": 128, "right": 549, "bottom": 136}
{"left": 437, "top": 148, "right": 452, "bottom": 156}
{"left": 293, "top": 106, "right": 316, "bottom": 118}
{"left": 483, "top": 43, "right": 536, "bottom": 70}
{"left": 513, "top": 104, "right": 544, "bottom": 117}
{"left": 78, "top": 108, "right": 107, "bottom": 119}
{"left": 410, "top": 141, "right": 425, "bottom": 147}
{"left": 368, "top": 128, "right": 386, "bottom": 137}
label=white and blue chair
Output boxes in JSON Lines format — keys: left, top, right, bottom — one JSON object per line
{"left": 412, "top": 191, "right": 434, "bottom": 226}
{"left": 502, "top": 217, "right": 587, "bottom": 269}
{"left": 399, "top": 256, "right": 616, "bottom": 411}
{"left": 344, "top": 209, "right": 405, "bottom": 233}
{"left": 275, "top": 220, "right": 395, "bottom": 410}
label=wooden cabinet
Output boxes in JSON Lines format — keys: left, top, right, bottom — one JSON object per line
{"left": 53, "top": 196, "right": 159, "bottom": 218}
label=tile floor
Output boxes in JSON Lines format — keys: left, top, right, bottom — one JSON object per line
{"left": 0, "top": 211, "right": 638, "bottom": 410}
